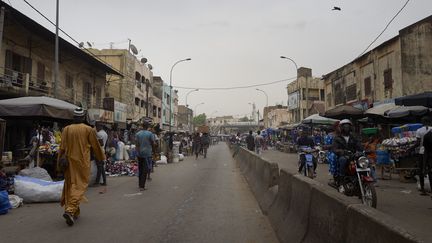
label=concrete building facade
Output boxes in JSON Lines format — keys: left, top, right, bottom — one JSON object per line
{"left": 89, "top": 48, "right": 153, "bottom": 122}
{"left": 287, "top": 67, "right": 325, "bottom": 123}
{"left": 324, "top": 15, "right": 432, "bottom": 110}
{"left": 177, "top": 105, "right": 193, "bottom": 132}
{"left": 267, "top": 108, "right": 290, "bottom": 129}
{"left": 0, "top": 3, "right": 120, "bottom": 107}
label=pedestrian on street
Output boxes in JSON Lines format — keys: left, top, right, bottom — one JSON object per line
{"left": 246, "top": 130, "right": 255, "bottom": 151}
{"left": 416, "top": 116, "right": 432, "bottom": 196}
{"left": 95, "top": 123, "right": 108, "bottom": 186}
{"left": 135, "top": 122, "right": 155, "bottom": 191}
{"left": 58, "top": 108, "right": 106, "bottom": 226}
{"left": 192, "top": 132, "right": 202, "bottom": 159}
{"left": 255, "top": 131, "right": 264, "bottom": 154}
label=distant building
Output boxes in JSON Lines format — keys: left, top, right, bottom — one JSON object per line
{"left": 263, "top": 105, "right": 287, "bottom": 128}
{"left": 287, "top": 67, "right": 325, "bottom": 123}
{"left": 323, "top": 15, "right": 432, "bottom": 110}
{"left": 267, "top": 108, "right": 290, "bottom": 129}
{"left": 89, "top": 48, "right": 153, "bottom": 124}
{"left": 178, "top": 105, "right": 193, "bottom": 132}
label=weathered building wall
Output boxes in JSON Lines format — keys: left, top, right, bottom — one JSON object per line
{"left": 400, "top": 16, "right": 432, "bottom": 95}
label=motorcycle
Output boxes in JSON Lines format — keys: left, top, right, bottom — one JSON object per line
{"left": 298, "top": 146, "right": 316, "bottom": 179}
{"left": 315, "top": 145, "right": 327, "bottom": 164}
{"left": 329, "top": 151, "right": 377, "bottom": 208}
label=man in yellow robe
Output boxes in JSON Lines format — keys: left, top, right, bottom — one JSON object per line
{"left": 58, "top": 108, "right": 105, "bottom": 226}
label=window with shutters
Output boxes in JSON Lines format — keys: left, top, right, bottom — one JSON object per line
{"left": 65, "top": 73, "right": 73, "bottom": 89}
{"left": 364, "top": 77, "right": 371, "bottom": 96}
{"left": 5, "top": 50, "right": 32, "bottom": 85}
{"left": 384, "top": 69, "right": 393, "bottom": 90}
{"left": 37, "top": 62, "right": 45, "bottom": 83}
{"left": 82, "top": 82, "right": 92, "bottom": 107}
{"left": 346, "top": 84, "right": 357, "bottom": 101}
{"left": 135, "top": 98, "right": 140, "bottom": 106}
{"left": 334, "top": 83, "right": 344, "bottom": 105}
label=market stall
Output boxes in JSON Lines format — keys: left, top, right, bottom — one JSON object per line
{"left": 379, "top": 123, "right": 422, "bottom": 182}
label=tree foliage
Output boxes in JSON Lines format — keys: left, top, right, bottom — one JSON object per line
{"left": 193, "top": 113, "right": 207, "bottom": 126}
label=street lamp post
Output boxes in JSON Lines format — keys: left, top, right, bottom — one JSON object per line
{"left": 185, "top": 89, "right": 199, "bottom": 107}
{"left": 169, "top": 58, "right": 191, "bottom": 133}
{"left": 194, "top": 102, "right": 204, "bottom": 117}
{"left": 185, "top": 89, "right": 198, "bottom": 133}
{"left": 256, "top": 88, "right": 268, "bottom": 107}
{"left": 280, "top": 56, "right": 300, "bottom": 122}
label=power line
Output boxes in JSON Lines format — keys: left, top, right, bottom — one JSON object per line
{"left": 357, "top": 0, "right": 410, "bottom": 58}
{"left": 172, "top": 77, "right": 296, "bottom": 90}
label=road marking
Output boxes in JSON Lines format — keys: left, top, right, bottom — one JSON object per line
{"left": 124, "top": 192, "right": 143, "bottom": 197}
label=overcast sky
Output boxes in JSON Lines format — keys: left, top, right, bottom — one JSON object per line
{"left": 8, "top": 0, "right": 432, "bottom": 118}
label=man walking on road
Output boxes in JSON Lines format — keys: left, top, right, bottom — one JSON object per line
{"left": 135, "top": 122, "right": 155, "bottom": 191}
{"left": 255, "top": 131, "right": 264, "bottom": 154}
{"left": 58, "top": 108, "right": 105, "bottom": 226}
{"left": 95, "top": 123, "right": 108, "bottom": 186}
{"left": 246, "top": 130, "right": 255, "bottom": 151}
{"left": 416, "top": 116, "right": 432, "bottom": 196}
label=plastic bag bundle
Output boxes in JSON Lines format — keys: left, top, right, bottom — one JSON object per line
{"left": 179, "top": 154, "right": 185, "bottom": 161}
{"left": 416, "top": 175, "right": 431, "bottom": 192}
{"left": 156, "top": 155, "right": 168, "bottom": 164}
{"left": 14, "top": 176, "right": 64, "bottom": 203}
{"left": 8, "top": 195, "right": 23, "bottom": 208}
{"left": 18, "top": 167, "right": 52, "bottom": 181}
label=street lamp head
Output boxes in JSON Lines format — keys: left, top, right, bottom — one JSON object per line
{"left": 280, "top": 56, "right": 286, "bottom": 59}
{"left": 195, "top": 88, "right": 199, "bottom": 91}
{"left": 185, "top": 58, "right": 192, "bottom": 61}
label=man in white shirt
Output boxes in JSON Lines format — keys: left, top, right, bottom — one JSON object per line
{"left": 416, "top": 117, "right": 432, "bottom": 195}
{"left": 95, "top": 123, "right": 108, "bottom": 186}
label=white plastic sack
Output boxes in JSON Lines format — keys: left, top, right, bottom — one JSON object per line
{"left": 19, "top": 167, "right": 52, "bottom": 181}
{"left": 14, "top": 176, "right": 64, "bottom": 203}
{"left": 90, "top": 160, "right": 98, "bottom": 184}
{"left": 156, "top": 155, "right": 168, "bottom": 164}
{"left": 416, "top": 175, "right": 431, "bottom": 192}
{"left": 8, "top": 195, "right": 23, "bottom": 209}
{"left": 179, "top": 154, "right": 184, "bottom": 161}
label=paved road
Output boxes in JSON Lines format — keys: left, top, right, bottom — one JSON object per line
{"left": 259, "top": 148, "right": 432, "bottom": 242}
{"left": 0, "top": 144, "right": 278, "bottom": 243}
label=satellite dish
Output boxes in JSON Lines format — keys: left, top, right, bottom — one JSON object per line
{"left": 148, "top": 64, "right": 153, "bottom": 70}
{"left": 86, "top": 42, "right": 92, "bottom": 48}
{"left": 130, "top": 44, "right": 138, "bottom": 55}
{"left": 79, "top": 42, "right": 84, "bottom": 48}
{"left": 140, "top": 58, "right": 148, "bottom": 64}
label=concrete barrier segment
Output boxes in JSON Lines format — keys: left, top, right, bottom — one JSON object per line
{"left": 345, "top": 204, "right": 422, "bottom": 243}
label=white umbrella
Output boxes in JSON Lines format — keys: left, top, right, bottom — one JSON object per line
{"left": 365, "top": 103, "right": 398, "bottom": 116}
{"left": 302, "top": 114, "right": 339, "bottom": 125}
{"left": 384, "top": 106, "right": 429, "bottom": 118}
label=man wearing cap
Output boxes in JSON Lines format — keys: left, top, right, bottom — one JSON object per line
{"left": 58, "top": 107, "right": 105, "bottom": 226}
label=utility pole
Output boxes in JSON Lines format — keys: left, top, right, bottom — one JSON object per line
{"left": 54, "top": 0, "right": 59, "bottom": 98}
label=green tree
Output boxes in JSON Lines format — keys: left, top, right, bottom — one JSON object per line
{"left": 239, "top": 116, "right": 250, "bottom": 122}
{"left": 193, "top": 113, "right": 207, "bottom": 126}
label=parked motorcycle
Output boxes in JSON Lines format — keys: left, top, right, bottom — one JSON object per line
{"left": 329, "top": 152, "right": 377, "bottom": 208}
{"left": 298, "top": 146, "right": 316, "bottom": 179}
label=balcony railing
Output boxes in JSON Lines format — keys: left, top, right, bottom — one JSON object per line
{"left": 0, "top": 67, "right": 51, "bottom": 96}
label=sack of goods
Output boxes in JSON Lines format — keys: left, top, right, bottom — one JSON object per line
{"left": 0, "top": 190, "right": 11, "bottom": 215}
{"left": 14, "top": 176, "right": 64, "bottom": 203}
{"left": 18, "top": 167, "right": 53, "bottom": 181}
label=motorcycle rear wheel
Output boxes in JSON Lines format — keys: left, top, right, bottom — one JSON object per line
{"left": 363, "top": 183, "right": 377, "bottom": 208}
{"left": 307, "top": 167, "right": 314, "bottom": 179}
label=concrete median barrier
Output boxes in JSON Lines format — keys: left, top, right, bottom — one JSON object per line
{"left": 267, "top": 169, "right": 292, "bottom": 237}
{"left": 229, "top": 145, "right": 422, "bottom": 243}
{"left": 302, "top": 183, "right": 357, "bottom": 243}
{"left": 345, "top": 204, "right": 421, "bottom": 243}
